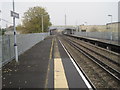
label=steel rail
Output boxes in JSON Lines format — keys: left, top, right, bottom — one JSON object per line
{"left": 59, "top": 37, "right": 96, "bottom": 90}
{"left": 66, "top": 37, "right": 120, "bottom": 66}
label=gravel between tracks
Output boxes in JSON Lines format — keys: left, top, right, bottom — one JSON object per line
{"left": 66, "top": 36, "right": 120, "bottom": 72}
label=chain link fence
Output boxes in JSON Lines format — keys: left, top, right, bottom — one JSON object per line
{"left": 0, "top": 36, "right": 2, "bottom": 68}
{"left": 0, "top": 33, "right": 49, "bottom": 68}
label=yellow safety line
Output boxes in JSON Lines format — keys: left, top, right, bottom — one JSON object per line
{"left": 49, "top": 38, "right": 54, "bottom": 60}
{"left": 45, "top": 38, "right": 54, "bottom": 88}
{"left": 54, "top": 58, "right": 69, "bottom": 88}
{"left": 54, "top": 38, "right": 69, "bottom": 89}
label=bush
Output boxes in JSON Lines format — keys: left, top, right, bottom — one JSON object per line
{"left": 90, "top": 27, "right": 98, "bottom": 32}
{"left": 0, "top": 29, "right": 5, "bottom": 35}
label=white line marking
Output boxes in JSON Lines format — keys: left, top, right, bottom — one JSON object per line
{"left": 59, "top": 40, "right": 92, "bottom": 89}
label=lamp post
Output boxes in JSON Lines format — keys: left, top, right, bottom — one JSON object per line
{"left": 41, "top": 14, "right": 48, "bottom": 33}
{"left": 108, "top": 15, "right": 113, "bottom": 41}
{"left": 0, "top": 10, "right": 1, "bottom": 25}
{"left": 0, "top": 10, "right": 1, "bottom": 35}
{"left": 65, "top": 14, "right": 66, "bottom": 26}
{"left": 41, "top": 15, "right": 43, "bottom": 32}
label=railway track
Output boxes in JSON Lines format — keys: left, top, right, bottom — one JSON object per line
{"left": 59, "top": 35, "right": 120, "bottom": 88}
{"left": 70, "top": 38, "right": 120, "bottom": 66}
{"left": 66, "top": 37, "right": 119, "bottom": 69}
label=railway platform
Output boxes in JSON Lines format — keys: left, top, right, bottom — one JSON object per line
{"left": 2, "top": 36, "right": 52, "bottom": 88}
{"left": 2, "top": 35, "right": 92, "bottom": 89}
{"left": 74, "top": 35, "right": 119, "bottom": 46}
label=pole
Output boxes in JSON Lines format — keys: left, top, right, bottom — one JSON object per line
{"left": 42, "top": 15, "right": 43, "bottom": 32}
{"left": 108, "top": 15, "right": 113, "bottom": 42}
{"left": 0, "top": 10, "right": 1, "bottom": 29}
{"left": 0, "top": 10, "right": 1, "bottom": 30}
{"left": 65, "top": 14, "right": 66, "bottom": 26}
{"left": 13, "top": 0, "right": 18, "bottom": 62}
{"left": 85, "top": 22, "right": 87, "bottom": 36}
{"left": 110, "top": 16, "right": 113, "bottom": 41}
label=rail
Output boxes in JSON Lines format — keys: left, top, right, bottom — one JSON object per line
{"left": 64, "top": 37, "right": 120, "bottom": 82}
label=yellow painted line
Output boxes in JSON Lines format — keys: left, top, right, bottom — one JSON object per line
{"left": 54, "top": 38, "right": 69, "bottom": 88}
{"left": 49, "top": 38, "right": 54, "bottom": 60}
{"left": 45, "top": 38, "right": 54, "bottom": 88}
{"left": 54, "top": 58, "right": 69, "bottom": 88}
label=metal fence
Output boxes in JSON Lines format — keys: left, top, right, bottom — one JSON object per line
{"left": 74, "top": 32, "right": 118, "bottom": 41}
{"left": 0, "top": 36, "right": 2, "bottom": 67}
{"left": 0, "top": 33, "right": 49, "bottom": 68}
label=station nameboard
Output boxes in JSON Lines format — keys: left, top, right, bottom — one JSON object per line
{"left": 11, "top": 11, "right": 19, "bottom": 19}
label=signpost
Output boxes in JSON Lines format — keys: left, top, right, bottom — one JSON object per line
{"left": 11, "top": 11, "right": 19, "bottom": 19}
{"left": 11, "top": 0, "right": 19, "bottom": 62}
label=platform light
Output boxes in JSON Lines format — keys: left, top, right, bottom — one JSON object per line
{"left": 41, "top": 14, "right": 48, "bottom": 32}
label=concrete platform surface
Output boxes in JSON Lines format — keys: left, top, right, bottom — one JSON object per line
{"left": 2, "top": 36, "right": 52, "bottom": 88}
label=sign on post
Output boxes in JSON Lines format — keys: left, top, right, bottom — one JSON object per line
{"left": 11, "top": 11, "right": 19, "bottom": 19}
{"left": 11, "top": 10, "right": 19, "bottom": 62}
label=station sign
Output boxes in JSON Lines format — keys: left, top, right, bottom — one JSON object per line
{"left": 11, "top": 11, "right": 19, "bottom": 19}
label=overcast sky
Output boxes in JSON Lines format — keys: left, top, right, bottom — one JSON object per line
{"left": 0, "top": 0, "right": 119, "bottom": 28}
